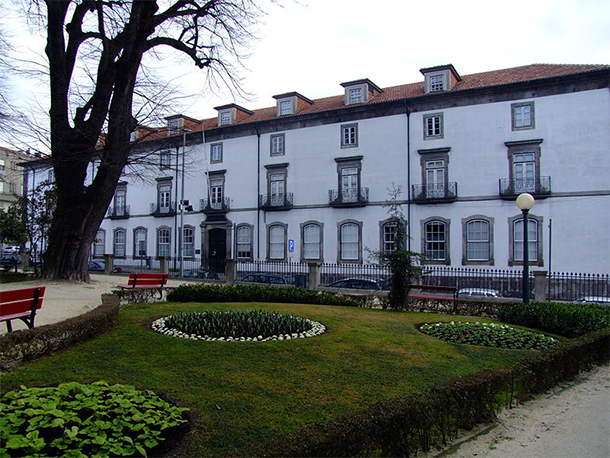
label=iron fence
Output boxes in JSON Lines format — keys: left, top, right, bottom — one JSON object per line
{"left": 547, "top": 272, "right": 610, "bottom": 302}
{"left": 236, "top": 260, "right": 309, "bottom": 287}
{"left": 320, "top": 263, "right": 391, "bottom": 287}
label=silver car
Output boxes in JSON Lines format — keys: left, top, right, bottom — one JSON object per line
{"left": 458, "top": 288, "right": 502, "bottom": 298}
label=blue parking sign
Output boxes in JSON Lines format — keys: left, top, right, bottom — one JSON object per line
{"left": 288, "top": 239, "right": 295, "bottom": 253}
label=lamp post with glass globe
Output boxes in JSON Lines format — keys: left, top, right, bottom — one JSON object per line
{"left": 516, "top": 193, "right": 535, "bottom": 304}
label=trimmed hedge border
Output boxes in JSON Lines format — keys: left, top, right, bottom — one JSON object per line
{"left": 237, "top": 329, "right": 610, "bottom": 457}
{"left": 0, "top": 294, "right": 120, "bottom": 370}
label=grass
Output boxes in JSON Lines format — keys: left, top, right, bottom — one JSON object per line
{"left": 1, "top": 302, "right": 545, "bottom": 457}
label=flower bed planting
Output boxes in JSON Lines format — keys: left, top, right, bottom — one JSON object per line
{"left": 152, "top": 309, "right": 326, "bottom": 342}
{"left": 419, "top": 321, "right": 558, "bottom": 350}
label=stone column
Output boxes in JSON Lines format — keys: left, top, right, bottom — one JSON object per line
{"left": 103, "top": 254, "right": 114, "bottom": 275}
{"left": 533, "top": 270, "right": 548, "bottom": 303}
{"left": 225, "top": 259, "right": 236, "bottom": 285}
{"left": 159, "top": 257, "right": 170, "bottom": 274}
{"left": 307, "top": 262, "right": 322, "bottom": 290}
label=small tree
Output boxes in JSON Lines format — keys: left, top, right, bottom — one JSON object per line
{"left": 370, "top": 185, "right": 422, "bottom": 310}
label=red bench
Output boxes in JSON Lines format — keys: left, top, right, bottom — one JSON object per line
{"left": 407, "top": 284, "right": 457, "bottom": 301}
{"left": 0, "top": 286, "right": 46, "bottom": 332}
{"left": 117, "top": 273, "right": 169, "bottom": 301}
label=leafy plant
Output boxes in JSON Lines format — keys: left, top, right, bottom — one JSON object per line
{"left": 0, "top": 381, "right": 189, "bottom": 458}
{"left": 154, "top": 309, "right": 325, "bottom": 341}
{"left": 419, "top": 321, "right": 559, "bottom": 350}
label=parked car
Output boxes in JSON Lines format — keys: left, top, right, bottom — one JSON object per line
{"left": 325, "top": 278, "right": 389, "bottom": 291}
{"left": 88, "top": 261, "right": 123, "bottom": 273}
{"left": 182, "top": 269, "right": 219, "bottom": 280}
{"left": 575, "top": 296, "right": 610, "bottom": 306}
{"left": 2, "top": 244, "right": 20, "bottom": 255}
{"left": 457, "top": 288, "right": 502, "bottom": 298}
{"left": 0, "top": 254, "right": 20, "bottom": 271}
{"left": 238, "top": 273, "right": 291, "bottom": 285}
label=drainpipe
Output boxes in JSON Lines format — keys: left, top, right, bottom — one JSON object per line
{"left": 406, "top": 105, "right": 412, "bottom": 251}
{"left": 254, "top": 127, "right": 261, "bottom": 260}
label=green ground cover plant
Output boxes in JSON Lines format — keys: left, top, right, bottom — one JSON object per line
{"left": 0, "top": 302, "right": 536, "bottom": 457}
{"left": 419, "top": 321, "right": 558, "bottom": 350}
{"left": 0, "top": 381, "right": 188, "bottom": 458}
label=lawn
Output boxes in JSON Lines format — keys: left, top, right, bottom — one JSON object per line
{"left": 0, "top": 302, "right": 540, "bottom": 457}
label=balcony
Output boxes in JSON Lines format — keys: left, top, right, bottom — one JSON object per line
{"left": 499, "top": 177, "right": 551, "bottom": 199}
{"left": 107, "top": 205, "right": 130, "bottom": 219}
{"left": 259, "top": 193, "right": 293, "bottom": 211}
{"left": 150, "top": 201, "right": 176, "bottom": 217}
{"left": 329, "top": 188, "right": 369, "bottom": 207}
{"left": 200, "top": 197, "right": 230, "bottom": 214}
{"left": 411, "top": 182, "right": 458, "bottom": 204}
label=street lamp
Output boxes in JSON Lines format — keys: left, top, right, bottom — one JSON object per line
{"left": 516, "top": 193, "right": 535, "bottom": 304}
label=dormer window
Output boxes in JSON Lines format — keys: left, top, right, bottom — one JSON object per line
{"left": 167, "top": 117, "right": 183, "bottom": 136}
{"left": 273, "top": 92, "right": 313, "bottom": 117}
{"left": 219, "top": 111, "right": 232, "bottom": 126}
{"left": 214, "top": 104, "right": 253, "bottom": 127}
{"left": 340, "top": 79, "right": 383, "bottom": 106}
{"left": 420, "top": 64, "right": 461, "bottom": 94}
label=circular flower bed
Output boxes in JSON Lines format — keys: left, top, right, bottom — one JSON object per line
{"left": 419, "top": 321, "right": 558, "bottom": 350}
{"left": 152, "top": 309, "right": 326, "bottom": 342}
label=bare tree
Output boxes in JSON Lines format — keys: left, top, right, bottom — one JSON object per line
{"left": 28, "top": 0, "right": 267, "bottom": 281}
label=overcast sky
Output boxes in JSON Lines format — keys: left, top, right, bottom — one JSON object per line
{"left": 5, "top": 0, "right": 610, "bottom": 124}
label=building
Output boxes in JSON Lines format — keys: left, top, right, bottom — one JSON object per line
{"left": 0, "top": 146, "right": 31, "bottom": 211}
{"left": 23, "top": 63, "right": 610, "bottom": 274}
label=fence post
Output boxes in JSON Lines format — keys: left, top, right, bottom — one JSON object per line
{"left": 225, "top": 259, "right": 236, "bottom": 285}
{"left": 307, "top": 262, "right": 322, "bottom": 290}
{"left": 533, "top": 270, "right": 548, "bottom": 302}
{"left": 103, "top": 254, "right": 114, "bottom": 274}
{"left": 410, "top": 266, "right": 423, "bottom": 285}
{"left": 20, "top": 251, "right": 30, "bottom": 270}
{"left": 159, "top": 257, "right": 170, "bottom": 274}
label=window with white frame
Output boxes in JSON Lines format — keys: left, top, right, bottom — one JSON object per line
{"left": 302, "top": 223, "right": 322, "bottom": 261}
{"left": 157, "top": 227, "right": 171, "bottom": 258}
{"left": 160, "top": 150, "right": 171, "bottom": 169}
{"left": 182, "top": 225, "right": 194, "bottom": 258}
{"left": 270, "top": 134, "right": 285, "bottom": 156}
{"left": 279, "top": 100, "right": 293, "bottom": 116}
{"left": 236, "top": 225, "right": 253, "bottom": 259}
{"left": 113, "top": 228, "right": 126, "bottom": 258}
{"left": 47, "top": 169, "right": 54, "bottom": 182}
{"left": 219, "top": 111, "right": 232, "bottom": 126}
{"left": 339, "top": 221, "right": 361, "bottom": 262}
{"left": 157, "top": 182, "right": 172, "bottom": 214}
{"left": 269, "top": 171, "right": 286, "bottom": 206}
{"left": 167, "top": 118, "right": 182, "bottom": 136}
{"left": 423, "top": 219, "right": 448, "bottom": 262}
{"left": 512, "top": 152, "right": 536, "bottom": 193}
{"left": 93, "top": 230, "right": 105, "bottom": 258}
{"left": 209, "top": 177, "right": 224, "bottom": 208}
{"left": 512, "top": 218, "right": 539, "bottom": 263}
{"left": 114, "top": 186, "right": 127, "bottom": 216}
{"left": 133, "top": 228, "right": 147, "bottom": 258}
{"left": 211, "top": 143, "right": 223, "bottom": 163}
{"left": 429, "top": 74, "right": 444, "bottom": 92}
{"left": 341, "top": 123, "right": 358, "bottom": 148}
{"left": 381, "top": 220, "right": 399, "bottom": 255}
{"left": 348, "top": 87, "right": 363, "bottom": 105}
{"left": 423, "top": 113, "right": 443, "bottom": 139}
{"left": 268, "top": 224, "right": 286, "bottom": 260}
{"left": 512, "top": 102, "right": 535, "bottom": 130}
{"left": 465, "top": 219, "right": 491, "bottom": 262}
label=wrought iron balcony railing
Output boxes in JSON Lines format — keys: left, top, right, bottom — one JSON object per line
{"left": 499, "top": 176, "right": 551, "bottom": 199}
{"left": 200, "top": 197, "right": 230, "bottom": 214}
{"left": 328, "top": 188, "right": 369, "bottom": 207}
{"left": 150, "top": 201, "right": 176, "bottom": 217}
{"left": 411, "top": 182, "right": 458, "bottom": 203}
{"left": 259, "top": 193, "right": 294, "bottom": 211}
{"left": 107, "top": 205, "right": 130, "bottom": 219}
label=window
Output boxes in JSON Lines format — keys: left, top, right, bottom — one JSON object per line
{"left": 209, "top": 177, "right": 224, "bottom": 208}
{"left": 269, "top": 171, "right": 286, "bottom": 206}
{"left": 512, "top": 217, "right": 539, "bottom": 263}
{"left": 341, "top": 166, "right": 359, "bottom": 202}
{"left": 157, "top": 227, "right": 171, "bottom": 258}
{"left": 236, "top": 225, "right": 253, "bottom": 260}
{"left": 348, "top": 87, "right": 363, "bottom": 105}
{"left": 0, "top": 159, "right": 4, "bottom": 170}
{"left": 512, "top": 102, "right": 535, "bottom": 130}
{"left": 182, "top": 226, "right": 194, "bottom": 258}
{"left": 301, "top": 222, "right": 322, "bottom": 261}
{"left": 114, "top": 186, "right": 127, "bottom": 216}
{"left": 423, "top": 219, "right": 449, "bottom": 263}
{"left": 504, "top": 140, "right": 544, "bottom": 196}
{"left": 133, "top": 228, "right": 147, "bottom": 258}
{"left": 160, "top": 151, "right": 171, "bottom": 169}
{"left": 465, "top": 219, "right": 492, "bottom": 263}
{"left": 167, "top": 118, "right": 182, "bottom": 135}
{"left": 219, "top": 111, "right": 232, "bottom": 126}
{"left": 157, "top": 181, "right": 172, "bottom": 214}
{"left": 47, "top": 170, "right": 54, "bottom": 182}
{"left": 268, "top": 224, "right": 286, "bottom": 260}
{"left": 270, "top": 134, "right": 285, "bottom": 156}
{"left": 339, "top": 221, "right": 361, "bottom": 262}
{"left": 381, "top": 220, "right": 399, "bottom": 255}
{"left": 9, "top": 182, "right": 16, "bottom": 193}
{"left": 513, "top": 152, "right": 536, "bottom": 193}
{"left": 424, "top": 159, "right": 446, "bottom": 198}
{"left": 113, "top": 228, "right": 126, "bottom": 258}
{"left": 93, "top": 230, "right": 105, "bottom": 258}
{"left": 279, "top": 100, "right": 293, "bottom": 116}
{"left": 429, "top": 74, "right": 444, "bottom": 92}
{"left": 211, "top": 143, "right": 223, "bottom": 163}
{"left": 341, "top": 123, "right": 358, "bottom": 148}
{"left": 423, "top": 113, "right": 443, "bottom": 139}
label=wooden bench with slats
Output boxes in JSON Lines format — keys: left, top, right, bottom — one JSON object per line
{"left": 0, "top": 286, "right": 46, "bottom": 332}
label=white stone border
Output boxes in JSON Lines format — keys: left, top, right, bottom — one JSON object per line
{"left": 151, "top": 314, "right": 326, "bottom": 342}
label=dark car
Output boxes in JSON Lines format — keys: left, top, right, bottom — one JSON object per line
{"left": 0, "top": 254, "right": 20, "bottom": 271}
{"left": 325, "top": 278, "right": 388, "bottom": 291}
{"left": 182, "top": 269, "right": 219, "bottom": 280}
{"left": 88, "top": 261, "right": 123, "bottom": 273}
{"left": 238, "top": 273, "right": 292, "bottom": 285}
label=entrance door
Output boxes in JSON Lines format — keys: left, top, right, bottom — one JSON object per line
{"left": 208, "top": 228, "right": 226, "bottom": 273}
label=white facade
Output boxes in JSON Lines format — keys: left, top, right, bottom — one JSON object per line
{"left": 23, "top": 64, "right": 610, "bottom": 274}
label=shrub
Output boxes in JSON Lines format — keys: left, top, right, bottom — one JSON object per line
{"left": 0, "top": 381, "right": 189, "bottom": 458}
{"left": 498, "top": 302, "right": 610, "bottom": 338}
{"left": 153, "top": 309, "right": 326, "bottom": 341}
{"left": 419, "top": 321, "right": 558, "bottom": 350}
{"left": 167, "top": 283, "right": 360, "bottom": 307}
